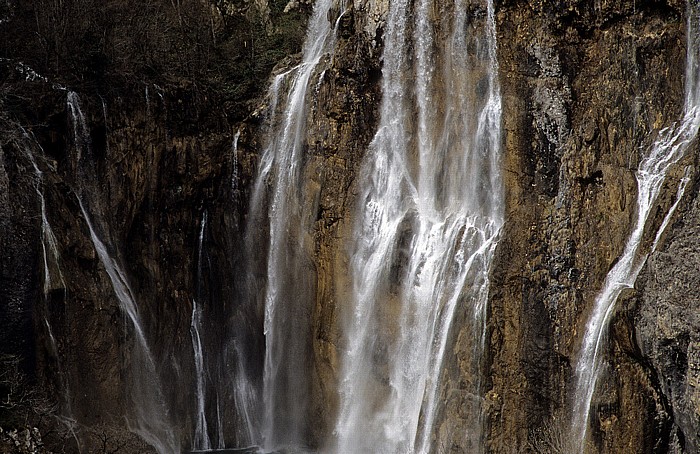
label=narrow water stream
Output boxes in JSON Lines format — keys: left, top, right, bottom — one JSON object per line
{"left": 67, "top": 92, "right": 179, "bottom": 454}
{"left": 571, "top": 2, "right": 700, "bottom": 449}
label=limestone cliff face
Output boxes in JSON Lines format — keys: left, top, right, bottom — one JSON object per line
{"left": 1, "top": 84, "right": 243, "bottom": 451}
{"left": 0, "top": 0, "right": 381, "bottom": 450}
{"left": 2, "top": 0, "right": 700, "bottom": 453}
{"left": 245, "top": 0, "right": 700, "bottom": 452}
{"left": 635, "top": 193, "right": 700, "bottom": 453}
{"left": 490, "top": 0, "right": 697, "bottom": 452}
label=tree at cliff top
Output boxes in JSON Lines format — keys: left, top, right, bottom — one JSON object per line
{"left": 0, "top": 0, "right": 309, "bottom": 116}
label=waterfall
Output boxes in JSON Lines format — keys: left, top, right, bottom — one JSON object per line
{"left": 18, "top": 134, "right": 66, "bottom": 297}
{"left": 216, "top": 396, "right": 225, "bottom": 449}
{"left": 191, "top": 211, "right": 212, "bottom": 450}
{"left": 29, "top": 157, "right": 66, "bottom": 298}
{"left": 244, "top": 0, "right": 341, "bottom": 449}
{"left": 15, "top": 129, "right": 75, "bottom": 425}
{"left": 28, "top": 146, "right": 70, "bottom": 410}
{"left": 77, "top": 200, "right": 178, "bottom": 453}
{"left": 229, "top": 338, "right": 259, "bottom": 447}
{"left": 66, "top": 92, "right": 179, "bottom": 454}
{"left": 571, "top": 2, "right": 700, "bottom": 448}
{"left": 335, "top": 0, "right": 503, "bottom": 452}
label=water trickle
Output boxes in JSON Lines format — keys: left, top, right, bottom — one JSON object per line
{"left": 231, "top": 339, "right": 259, "bottom": 446}
{"left": 335, "top": 1, "right": 503, "bottom": 452}
{"left": 99, "top": 96, "right": 110, "bottom": 156}
{"left": 16, "top": 130, "right": 74, "bottom": 423}
{"left": 244, "top": 0, "right": 341, "bottom": 449}
{"left": 192, "top": 211, "right": 213, "bottom": 451}
{"left": 22, "top": 137, "right": 66, "bottom": 297}
{"left": 67, "top": 91, "right": 179, "bottom": 454}
{"left": 571, "top": 2, "right": 700, "bottom": 448}
{"left": 232, "top": 130, "right": 240, "bottom": 193}
{"left": 216, "top": 396, "right": 225, "bottom": 449}
{"left": 66, "top": 92, "right": 89, "bottom": 162}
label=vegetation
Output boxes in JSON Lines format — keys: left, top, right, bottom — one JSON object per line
{"left": 0, "top": 0, "right": 310, "bottom": 118}
{"left": 526, "top": 421, "right": 574, "bottom": 454}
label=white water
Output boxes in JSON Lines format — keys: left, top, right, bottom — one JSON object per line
{"left": 67, "top": 92, "right": 179, "bottom": 454}
{"left": 232, "top": 129, "right": 240, "bottom": 193}
{"left": 16, "top": 130, "right": 75, "bottom": 424}
{"left": 191, "top": 211, "right": 212, "bottom": 450}
{"left": 66, "top": 92, "right": 89, "bottom": 163}
{"left": 230, "top": 339, "right": 259, "bottom": 446}
{"left": 246, "top": 0, "right": 340, "bottom": 449}
{"left": 572, "top": 2, "right": 700, "bottom": 448}
{"left": 78, "top": 200, "right": 178, "bottom": 453}
{"left": 216, "top": 395, "right": 225, "bottom": 449}
{"left": 335, "top": 1, "right": 503, "bottom": 452}
{"left": 20, "top": 134, "right": 67, "bottom": 298}
{"left": 29, "top": 148, "right": 70, "bottom": 404}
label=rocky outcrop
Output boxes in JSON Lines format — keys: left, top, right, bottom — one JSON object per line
{"left": 636, "top": 178, "right": 700, "bottom": 453}
{"left": 300, "top": 10, "right": 382, "bottom": 444}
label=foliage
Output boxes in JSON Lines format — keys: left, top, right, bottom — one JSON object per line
{"left": 0, "top": 0, "right": 310, "bottom": 116}
{"left": 0, "top": 353, "right": 156, "bottom": 453}
{"left": 0, "top": 355, "right": 55, "bottom": 431}
{"left": 526, "top": 421, "right": 575, "bottom": 454}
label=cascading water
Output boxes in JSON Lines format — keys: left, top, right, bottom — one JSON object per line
{"left": 229, "top": 337, "right": 258, "bottom": 447}
{"left": 192, "top": 211, "right": 212, "bottom": 451}
{"left": 28, "top": 149, "right": 70, "bottom": 397}
{"left": 27, "top": 151, "right": 66, "bottom": 297}
{"left": 571, "top": 2, "right": 700, "bottom": 449}
{"left": 14, "top": 129, "right": 75, "bottom": 426}
{"left": 335, "top": 0, "right": 503, "bottom": 452}
{"left": 66, "top": 92, "right": 179, "bottom": 454}
{"left": 77, "top": 200, "right": 178, "bottom": 453}
{"left": 244, "top": 0, "right": 341, "bottom": 449}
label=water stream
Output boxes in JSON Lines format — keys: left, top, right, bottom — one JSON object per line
{"left": 14, "top": 1, "right": 700, "bottom": 452}
{"left": 15, "top": 129, "right": 75, "bottom": 426}
{"left": 335, "top": 1, "right": 503, "bottom": 452}
{"left": 571, "top": 2, "right": 700, "bottom": 448}
{"left": 67, "top": 92, "right": 179, "bottom": 454}
{"left": 232, "top": 130, "right": 240, "bottom": 193}
{"left": 192, "top": 211, "right": 213, "bottom": 451}
{"left": 244, "top": 0, "right": 341, "bottom": 449}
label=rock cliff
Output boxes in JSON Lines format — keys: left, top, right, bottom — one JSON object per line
{"left": 1, "top": 0, "right": 700, "bottom": 453}
{"left": 490, "top": 0, "right": 693, "bottom": 452}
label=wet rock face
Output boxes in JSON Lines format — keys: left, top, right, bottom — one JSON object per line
{"left": 636, "top": 186, "right": 700, "bottom": 454}
{"left": 0, "top": 135, "right": 40, "bottom": 369}
{"left": 489, "top": 0, "right": 693, "bottom": 452}
{"left": 34, "top": 88, "right": 238, "bottom": 447}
